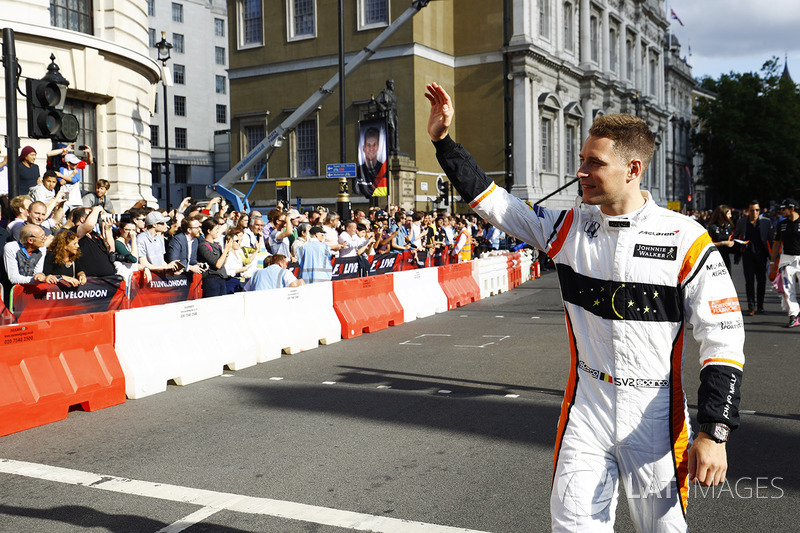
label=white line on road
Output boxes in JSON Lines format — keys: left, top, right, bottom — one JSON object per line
{"left": 156, "top": 506, "right": 222, "bottom": 533}
{"left": 0, "top": 459, "right": 491, "bottom": 533}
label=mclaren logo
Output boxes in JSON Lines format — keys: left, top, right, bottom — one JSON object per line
{"left": 584, "top": 220, "right": 600, "bottom": 239}
{"left": 639, "top": 230, "right": 681, "bottom": 236}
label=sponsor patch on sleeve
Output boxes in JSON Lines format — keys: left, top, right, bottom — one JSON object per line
{"left": 709, "top": 297, "right": 741, "bottom": 315}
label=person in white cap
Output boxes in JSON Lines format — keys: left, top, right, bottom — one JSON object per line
{"left": 58, "top": 152, "right": 87, "bottom": 210}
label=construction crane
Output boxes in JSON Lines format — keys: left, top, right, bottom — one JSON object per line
{"left": 209, "top": 0, "right": 432, "bottom": 212}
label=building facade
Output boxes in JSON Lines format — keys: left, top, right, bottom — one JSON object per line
{"left": 147, "top": 0, "right": 230, "bottom": 207}
{"left": 1, "top": 0, "right": 160, "bottom": 209}
{"left": 227, "top": 0, "right": 694, "bottom": 212}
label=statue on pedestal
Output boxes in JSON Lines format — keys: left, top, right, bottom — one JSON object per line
{"left": 376, "top": 79, "right": 398, "bottom": 154}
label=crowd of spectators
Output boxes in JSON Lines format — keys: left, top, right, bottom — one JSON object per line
{"left": 686, "top": 200, "right": 800, "bottom": 327}
{"left": 2, "top": 147, "right": 515, "bottom": 306}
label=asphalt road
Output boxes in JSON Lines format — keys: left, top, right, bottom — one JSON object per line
{"left": 0, "top": 264, "right": 798, "bottom": 532}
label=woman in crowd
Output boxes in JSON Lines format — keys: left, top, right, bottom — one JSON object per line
{"left": 291, "top": 222, "right": 311, "bottom": 260}
{"left": 223, "top": 228, "right": 257, "bottom": 293}
{"left": 235, "top": 212, "right": 250, "bottom": 232}
{"left": 197, "top": 217, "right": 232, "bottom": 298}
{"left": 707, "top": 204, "right": 736, "bottom": 271}
{"left": 374, "top": 218, "right": 395, "bottom": 254}
{"left": 113, "top": 220, "right": 139, "bottom": 284}
{"left": 44, "top": 230, "right": 87, "bottom": 286}
{"left": 246, "top": 254, "right": 304, "bottom": 291}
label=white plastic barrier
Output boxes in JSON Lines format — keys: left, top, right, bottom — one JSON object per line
{"left": 392, "top": 268, "right": 448, "bottom": 322}
{"left": 520, "top": 250, "right": 533, "bottom": 282}
{"left": 472, "top": 254, "right": 510, "bottom": 299}
{"left": 115, "top": 293, "right": 258, "bottom": 399}
{"left": 242, "top": 281, "right": 341, "bottom": 361}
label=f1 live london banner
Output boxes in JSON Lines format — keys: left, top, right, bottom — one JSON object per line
{"left": 10, "top": 277, "right": 128, "bottom": 323}
{"left": 331, "top": 253, "right": 399, "bottom": 280}
{"left": 128, "top": 271, "right": 202, "bottom": 308}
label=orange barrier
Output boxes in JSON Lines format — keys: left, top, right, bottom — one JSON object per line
{"left": 0, "top": 312, "right": 126, "bottom": 437}
{"left": 438, "top": 262, "right": 481, "bottom": 310}
{"left": 506, "top": 253, "right": 522, "bottom": 289}
{"left": 332, "top": 273, "right": 404, "bottom": 339}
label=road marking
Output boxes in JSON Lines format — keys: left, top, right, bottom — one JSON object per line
{"left": 157, "top": 506, "right": 222, "bottom": 533}
{"left": 399, "top": 334, "right": 452, "bottom": 346}
{"left": 455, "top": 335, "right": 510, "bottom": 348}
{"left": 323, "top": 381, "right": 337, "bottom": 385}
{"left": 0, "top": 459, "right": 491, "bottom": 533}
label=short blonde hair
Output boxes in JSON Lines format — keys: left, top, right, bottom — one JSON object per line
{"left": 589, "top": 114, "right": 656, "bottom": 172}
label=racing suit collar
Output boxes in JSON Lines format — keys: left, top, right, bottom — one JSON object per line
{"left": 597, "top": 190, "right": 653, "bottom": 231}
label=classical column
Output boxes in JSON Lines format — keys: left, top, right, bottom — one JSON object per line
{"left": 634, "top": 32, "right": 642, "bottom": 91}
{"left": 510, "top": 73, "right": 536, "bottom": 200}
{"left": 509, "top": 0, "right": 532, "bottom": 46}
{"left": 580, "top": 0, "right": 591, "bottom": 66}
{"left": 620, "top": 21, "right": 629, "bottom": 83}
{"left": 601, "top": 8, "right": 610, "bottom": 73}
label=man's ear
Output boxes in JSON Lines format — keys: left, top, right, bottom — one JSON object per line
{"left": 628, "top": 159, "right": 644, "bottom": 182}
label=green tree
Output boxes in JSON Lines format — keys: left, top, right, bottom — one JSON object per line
{"left": 693, "top": 57, "right": 800, "bottom": 208}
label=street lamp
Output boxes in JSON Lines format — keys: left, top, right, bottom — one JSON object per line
{"left": 154, "top": 31, "right": 173, "bottom": 209}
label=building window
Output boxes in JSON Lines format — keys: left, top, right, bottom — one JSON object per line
{"left": 240, "top": 0, "right": 263, "bottom": 46}
{"left": 539, "top": 0, "right": 550, "bottom": 40}
{"left": 175, "top": 127, "right": 187, "bottom": 149}
{"left": 244, "top": 124, "right": 267, "bottom": 179}
{"left": 650, "top": 56, "right": 658, "bottom": 96}
{"left": 174, "top": 95, "right": 186, "bottom": 117}
{"left": 173, "top": 33, "right": 185, "bottom": 53}
{"left": 172, "top": 3, "right": 183, "bottom": 23}
{"left": 540, "top": 117, "right": 553, "bottom": 172}
{"left": 289, "top": 0, "right": 316, "bottom": 40}
{"left": 216, "top": 105, "right": 227, "bottom": 124}
{"left": 563, "top": 2, "right": 573, "bottom": 52}
{"left": 174, "top": 64, "right": 185, "bottom": 84}
{"left": 294, "top": 119, "right": 317, "bottom": 176}
{"left": 216, "top": 75, "right": 226, "bottom": 94}
{"left": 609, "top": 28, "right": 617, "bottom": 73}
{"left": 626, "top": 38, "right": 633, "bottom": 80}
{"left": 215, "top": 47, "right": 225, "bottom": 65}
{"left": 590, "top": 15, "right": 598, "bottom": 63}
{"left": 149, "top": 28, "right": 157, "bottom": 48}
{"left": 565, "top": 125, "right": 576, "bottom": 175}
{"left": 359, "top": 0, "right": 388, "bottom": 29}
{"left": 152, "top": 163, "right": 161, "bottom": 183}
{"left": 50, "top": 0, "right": 94, "bottom": 35}
{"left": 174, "top": 164, "right": 188, "bottom": 184}
{"left": 147, "top": 0, "right": 156, "bottom": 16}
{"left": 215, "top": 18, "right": 225, "bottom": 37}
{"left": 150, "top": 125, "right": 159, "bottom": 147}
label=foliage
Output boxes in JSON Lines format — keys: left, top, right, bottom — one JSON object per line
{"left": 692, "top": 57, "right": 800, "bottom": 207}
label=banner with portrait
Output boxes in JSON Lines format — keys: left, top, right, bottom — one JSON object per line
{"left": 354, "top": 118, "right": 388, "bottom": 199}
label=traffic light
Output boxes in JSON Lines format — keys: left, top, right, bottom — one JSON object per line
{"left": 436, "top": 177, "right": 449, "bottom": 205}
{"left": 26, "top": 78, "right": 79, "bottom": 142}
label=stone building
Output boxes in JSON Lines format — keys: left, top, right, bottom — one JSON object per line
{"left": 1, "top": 0, "right": 160, "bottom": 209}
{"left": 146, "top": 0, "right": 230, "bottom": 207}
{"left": 226, "top": 0, "right": 694, "bottom": 212}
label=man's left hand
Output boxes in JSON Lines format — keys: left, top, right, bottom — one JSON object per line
{"left": 688, "top": 432, "right": 728, "bottom": 486}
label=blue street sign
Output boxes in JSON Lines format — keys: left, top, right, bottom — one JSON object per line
{"left": 326, "top": 163, "right": 357, "bottom": 178}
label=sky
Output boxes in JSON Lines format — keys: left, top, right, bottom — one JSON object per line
{"left": 666, "top": 0, "right": 800, "bottom": 80}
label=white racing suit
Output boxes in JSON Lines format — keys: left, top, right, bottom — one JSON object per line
{"left": 434, "top": 137, "right": 745, "bottom": 532}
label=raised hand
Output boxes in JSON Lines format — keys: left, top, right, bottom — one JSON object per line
{"left": 424, "top": 82, "right": 454, "bottom": 142}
